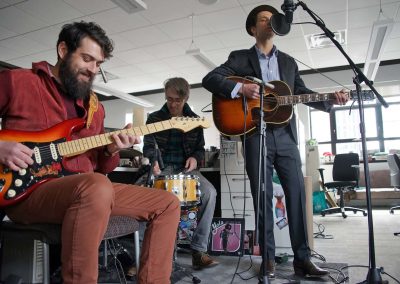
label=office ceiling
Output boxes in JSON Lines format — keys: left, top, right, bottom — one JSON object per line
{"left": 1, "top": 0, "right": 400, "bottom": 95}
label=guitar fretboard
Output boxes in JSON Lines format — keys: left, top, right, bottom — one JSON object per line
{"left": 277, "top": 93, "right": 335, "bottom": 105}
{"left": 57, "top": 120, "right": 174, "bottom": 157}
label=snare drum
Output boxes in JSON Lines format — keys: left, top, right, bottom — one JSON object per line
{"left": 153, "top": 174, "right": 201, "bottom": 205}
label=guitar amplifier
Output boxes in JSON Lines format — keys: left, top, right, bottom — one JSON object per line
{"left": 0, "top": 238, "right": 45, "bottom": 283}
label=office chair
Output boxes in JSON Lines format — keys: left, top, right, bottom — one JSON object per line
{"left": 388, "top": 153, "right": 400, "bottom": 214}
{"left": 318, "top": 153, "right": 367, "bottom": 218}
{"left": 387, "top": 153, "right": 400, "bottom": 236}
{"left": 0, "top": 213, "right": 140, "bottom": 284}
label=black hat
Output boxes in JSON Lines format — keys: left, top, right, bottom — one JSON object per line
{"left": 246, "top": 5, "right": 279, "bottom": 36}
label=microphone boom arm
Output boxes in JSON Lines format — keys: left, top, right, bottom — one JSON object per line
{"left": 297, "top": 1, "right": 387, "bottom": 108}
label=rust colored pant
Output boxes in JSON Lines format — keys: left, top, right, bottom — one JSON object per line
{"left": 5, "top": 173, "right": 180, "bottom": 284}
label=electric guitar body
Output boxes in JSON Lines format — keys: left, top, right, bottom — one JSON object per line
{"left": 0, "top": 117, "right": 210, "bottom": 208}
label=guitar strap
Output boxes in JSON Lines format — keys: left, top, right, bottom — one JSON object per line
{"left": 87, "top": 91, "right": 98, "bottom": 129}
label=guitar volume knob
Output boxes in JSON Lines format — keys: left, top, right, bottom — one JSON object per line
{"left": 19, "top": 169, "right": 27, "bottom": 176}
{"left": 7, "top": 189, "right": 16, "bottom": 198}
{"left": 14, "top": 179, "right": 23, "bottom": 187}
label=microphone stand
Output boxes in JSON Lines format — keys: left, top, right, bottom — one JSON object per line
{"left": 252, "top": 80, "right": 270, "bottom": 284}
{"left": 297, "top": 2, "right": 389, "bottom": 283}
{"left": 145, "top": 136, "right": 165, "bottom": 187}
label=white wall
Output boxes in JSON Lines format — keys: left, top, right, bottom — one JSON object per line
{"left": 102, "top": 99, "right": 137, "bottom": 129}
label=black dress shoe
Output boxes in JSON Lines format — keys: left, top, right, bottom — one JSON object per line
{"left": 258, "top": 260, "right": 276, "bottom": 280}
{"left": 293, "top": 259, "right": 329, "bottom": 277}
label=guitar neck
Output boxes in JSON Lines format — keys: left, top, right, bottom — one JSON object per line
{"left": 57, "top": 120, "right": 173, "bottom": 157}
{"left": 277, "top": 92, "right": 336, "bottom": 106}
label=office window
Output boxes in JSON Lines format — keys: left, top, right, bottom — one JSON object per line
{"left": 310, "top": 111, "right": 330, "bottom": 142}
{"left": 336, "top": 108, "right": 377, "bottom": 139}
{"left": 382, "top": 104, "right": 400, "bottom": 138}
{"left": 310, "top": 96, "right": 400, "bottom": 155}
{"left": 385, "top": 140, "right": 400, "bottom": 152}
{"left": 336, "top": 141, "right": 380, "bottom": 156}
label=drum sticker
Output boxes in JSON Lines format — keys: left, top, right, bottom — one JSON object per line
{"left": 177, "top": 206, "right": 198, "bottom": 245}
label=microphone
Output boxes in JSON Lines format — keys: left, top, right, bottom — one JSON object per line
{"left": 270, "top": 0, "right": 297, "bottom": 36}
{"left": 281, "top": 0, "right": 295, "bottom": 24}
{"left": 245, "top": 76, "right": 275, "bottom": 89}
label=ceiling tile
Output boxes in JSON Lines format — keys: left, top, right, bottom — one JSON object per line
{"left": 140, "top": 0, "right": 192, "bottom": 24}
{"left": 144, "top": 41, "right": 186, "bottom": 59}
{"left": 16, "top": 0, "right": 83, "bottom": 25}
{"left": 24, "top": 24, "right": 63, "bottom": 48}
{"left": 176, "top": 33, "right": 225, "bottom": 52}
{"left": 135, "top": 60, "right": 173, "bottom": 74}
{"left": 0, "top": 44, "right": 20, "bottom": 60}
{"left": 0, "top": 5, "right": 47, "bottom": 34}
{"left": 199, "top": 7, "right": 246, "bottom": 33}
{"left": 215, "top": 28, "right": 254, "bottom": 48}
{"left": 0, "top": 35, "right": 49, "bottom": 56}
{"left": 105, "top": 64, "right": 143, "bottom": 78}
{"left": 90, "top": 8, "right": 150, "bottom": 34}
{"left": 157, "top": 16, "right": 211, "bottom": 40}
{"left": 63, "top": 0, "right": 116, "bottom": 14}
{"left": 0, "top": 25, "right": 16, "bottom": 40}
{"left": 118, "top": 26, "right": 170, "bottom": 49}
{"left": 162, "top": 54, "right": 200, "bottom": 69}
{"left": 115, "top": 48, "right": 156, "bottom": 64}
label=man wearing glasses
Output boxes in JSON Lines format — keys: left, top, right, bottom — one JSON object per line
{"left": 143, "top": 77, "right": 218, "bottom": 269}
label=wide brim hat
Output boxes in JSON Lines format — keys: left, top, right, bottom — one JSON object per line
{"left": 246, "top": 4, "right": 279, "bottom": 36}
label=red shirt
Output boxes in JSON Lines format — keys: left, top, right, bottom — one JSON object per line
{"left": 0, "top": 61, "right": 119, "bottom": 174}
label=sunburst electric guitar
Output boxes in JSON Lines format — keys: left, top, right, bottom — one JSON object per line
{"left": 0, "top": 117, "right": 210, "bottom": 208}
{"left": 212, "top": 80, "right": 374, "bottom": 136}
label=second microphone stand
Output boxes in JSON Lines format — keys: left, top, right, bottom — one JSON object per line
{"left": 298, "top": 1, "right": 389, "bottom": 283}
{"left": 252, "top": 81, "right": 270, "bottom": 284}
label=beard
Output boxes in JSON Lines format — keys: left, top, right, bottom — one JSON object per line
{"left": 59, "top": 55, "right": 94, "bottom": 100}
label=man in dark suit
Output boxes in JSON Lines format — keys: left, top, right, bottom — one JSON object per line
{"left": 202, "top": 4, "right": 349, "bottom": 279}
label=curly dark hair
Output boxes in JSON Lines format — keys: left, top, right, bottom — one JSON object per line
{"left": 57, "top": 21, "right": 114, "bottom": 59}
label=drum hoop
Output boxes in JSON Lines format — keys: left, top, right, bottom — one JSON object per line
{"left": 154, "top": 174, "right": 199, "bottom": 180}
{"left": 165, "top": 174, "right": 185, "bottom": 180}
{"left": 154, "top": 175, "right": 167, "bottom": 181}
{"left": 184, "top": 174, "right": 199, "bottom": 180}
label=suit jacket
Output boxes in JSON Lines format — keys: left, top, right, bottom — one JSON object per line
{"left": 202, "top": 45, "right": 332, "bottom": 144}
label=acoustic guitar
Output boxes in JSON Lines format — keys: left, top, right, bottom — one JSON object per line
{"left": 212, "top": 80, "right": 374, "bottom": 136}
{"left": 0, "top": 117, "right": 210, "bottom": 208}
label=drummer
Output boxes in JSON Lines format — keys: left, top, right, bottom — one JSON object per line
{"left": 143, "top": 77, "right": 219, "bottom": 270}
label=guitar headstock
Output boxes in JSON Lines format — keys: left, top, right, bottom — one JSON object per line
{"left": 170, "top": 117, "right": 210, "bottom": 132}
{"left": 349, "top": 90, "right": 375, "bottom": 101}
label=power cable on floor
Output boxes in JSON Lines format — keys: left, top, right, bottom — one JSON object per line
{"left": 313, "top": 221, "right": 334, "bottom": 239}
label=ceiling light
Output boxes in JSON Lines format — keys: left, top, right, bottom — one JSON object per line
{"left": 305, "top": 30, "right": 347, "bottom": 49}
{"left": 93, "top": 83, "right": 154, "bottom": 107}
{"left": 363, "top": 18, "right": 394, "bottom": 81}
{"left": 186, "top": 47, "right": 217, "bottom": 70}
{"left": 198, "top": 0, "right": 218, "bottom": 4}
{"left": 111, "top": 0, "right": 147, "bottom": 14}
{"left": 95, "top": 70, "right": 119, "bottom": 83}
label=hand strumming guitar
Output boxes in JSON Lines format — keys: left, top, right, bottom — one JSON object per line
{"left": 0, "top": 141, "right": 34, "bottom": 171}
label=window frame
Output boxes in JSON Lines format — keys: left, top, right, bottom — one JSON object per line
{"left": 310, "top": 97, "right": 400, "bottom": 155}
